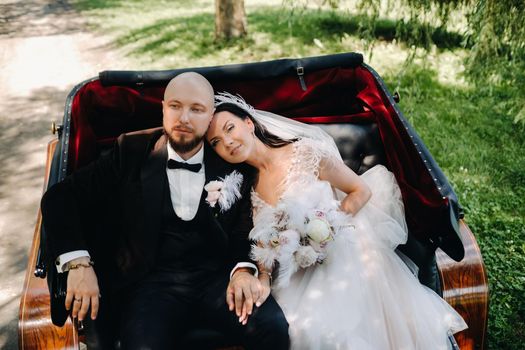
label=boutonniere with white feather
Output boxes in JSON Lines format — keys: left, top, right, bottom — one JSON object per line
{"left": 204, "top": 170, "right": 243, "bottom": 212}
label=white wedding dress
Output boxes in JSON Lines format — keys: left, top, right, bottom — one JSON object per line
{"left": 250, "top": 138, "right": 467, "bottom": 350}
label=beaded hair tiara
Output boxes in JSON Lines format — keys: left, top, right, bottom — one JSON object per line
{"left": 214, "top": 92, "right": 257, "bottom": 117}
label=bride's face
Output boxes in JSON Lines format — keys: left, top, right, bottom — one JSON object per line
{"left": 207, "top": 111, "right": 256, "bottom": 163}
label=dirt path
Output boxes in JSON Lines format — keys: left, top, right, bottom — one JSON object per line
{"left": 0, "top": 1, "right": 130, "bottom": 348}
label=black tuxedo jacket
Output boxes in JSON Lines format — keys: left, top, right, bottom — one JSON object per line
{"left": 41, "top": 128, "right": 255, "bottom": 302}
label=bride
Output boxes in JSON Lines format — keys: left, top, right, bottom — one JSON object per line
{"left": 206, "top": 93, "right": 467, "bottom": 349}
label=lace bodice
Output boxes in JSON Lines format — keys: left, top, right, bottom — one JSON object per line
{"left": 251, "top": 138, "right": 336, "bottom": 214}
{"left": 248, "top": 138, "right": 347, "bottom": 287}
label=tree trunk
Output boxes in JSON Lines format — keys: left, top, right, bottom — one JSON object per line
{"left": 215, "top": 0, "right": 247, "bottom": 40}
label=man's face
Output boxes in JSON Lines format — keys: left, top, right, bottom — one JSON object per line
{"left": 162, "top": 80, "right": 214, "bottom": 155}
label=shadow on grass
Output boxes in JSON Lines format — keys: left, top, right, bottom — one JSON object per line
{"left": 72, "top": 0, "right": 126, "bottom": 11}
{"left": 115, "top": 16, "right": 227, "bottom": 59}
{"left": 72, "top": 0, "right": 201, "bottom": 11}
{"left": 114, "top": 7, "right": 465, "bottom": 60}
{"left": 251, "top": 9, "right": 464, "bottom": 49}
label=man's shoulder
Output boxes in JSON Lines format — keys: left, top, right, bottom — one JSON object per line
{"left": 117, "top": 127, "right": 163, "bottom": 152}
{"left": 119, "top": 127, "right": 163, "bottom": 143}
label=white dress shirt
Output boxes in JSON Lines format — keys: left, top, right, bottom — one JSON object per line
{"left": 56, "top": 142, "right": 256, "bottom": 277}
{"left": 166, "top": 142, "right": 205, "bottom": 220}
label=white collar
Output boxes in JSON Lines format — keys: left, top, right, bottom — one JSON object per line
{"left": 166, "top": 142, "right": 204, "bottom": 165}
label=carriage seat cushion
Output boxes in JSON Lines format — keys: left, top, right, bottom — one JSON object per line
{"left": 319, "top": 123, "right": 386, "bottom": 174}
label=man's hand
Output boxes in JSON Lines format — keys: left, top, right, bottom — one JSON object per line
{"left": 65, "top": 257, "right": 100, "bottom": 321}
{"left": 226, "top": 268, "right": 262, "bottom": 325}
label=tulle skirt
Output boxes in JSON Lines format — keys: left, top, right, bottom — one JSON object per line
{"left": 272, "top": 165, "right": 467, "bottom": 350}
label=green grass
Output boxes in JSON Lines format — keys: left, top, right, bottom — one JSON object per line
{"left": 72, "top": 1, "right": 525, "bottom": 348}
{"left": 390, "top": 67, "right": 525, "bottom": 349}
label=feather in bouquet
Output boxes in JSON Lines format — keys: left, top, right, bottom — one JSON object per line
{"left": 250, "top": 203, "right": 336, "bottom": 289}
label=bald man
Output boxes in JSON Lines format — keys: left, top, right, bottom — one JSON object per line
{"left": 41, "top": 72, "right": 289, "bottom": 349}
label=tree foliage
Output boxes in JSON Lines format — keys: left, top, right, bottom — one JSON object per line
{"left": 284, "top": 0, "right": 525, "bottom": 123}
{"left": 463, "top": 0, "right": 525, "bottom": 124}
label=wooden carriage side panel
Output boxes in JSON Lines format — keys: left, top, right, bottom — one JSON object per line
{"left": 18, "top": 140, "right": 79, "bottom": 350}
{"left": 437, "top": 220, "right": 489, "bottom": 350}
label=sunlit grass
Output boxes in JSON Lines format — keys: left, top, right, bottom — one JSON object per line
{"left": 72, "top": 1, "right": 466, "bottom": 71}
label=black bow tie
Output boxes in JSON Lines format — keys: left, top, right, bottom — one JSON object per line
{"left": 167, "top": 159, "right": 202, "bottom": 173}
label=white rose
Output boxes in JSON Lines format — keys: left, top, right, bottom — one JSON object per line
{"left": 209, "top": 191, "right": 223, "bottom": 205}
{"left": 204, "top": 180, "right": 224, "bottom": 207}
{"left": 295, "top": 245, "right": 318, "bottom": 268}
{"left": 204, "top": 180, "right": 223, "bottom": 192}
{"left": 306, "top": 218, "right": 332, "bottom": 243}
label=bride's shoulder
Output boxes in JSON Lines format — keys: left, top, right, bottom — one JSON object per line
{"left": 292, "top": 137, "right": 321, "bottom": 152}
{"left": 292, "top": 137, "right": 336, "bottom": 161}
{"left": 288, "top": 138, "right": 331, "bottom": 174}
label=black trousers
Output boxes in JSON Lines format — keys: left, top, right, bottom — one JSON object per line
{"left": 118, "top": 270, "right": 289, "bottom": 350}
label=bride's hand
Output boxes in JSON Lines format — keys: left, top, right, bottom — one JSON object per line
{"left": 339, "top": 184, "right": 372, "bottom": 215}
{"left": 319, "top": 157, "right": 372, "bottom": 215}
{"left": 238, "top": 274, "right": 271, "bottom": 325}
{"left": 227, "top": 269, "right": 262, "bottom": 325}
{"left": 255, "top": 272, "right": 272, "bottom": 307}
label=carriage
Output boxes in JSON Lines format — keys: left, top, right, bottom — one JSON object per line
{"left": 19, "top": 52, "right": 488, "bottom": 349}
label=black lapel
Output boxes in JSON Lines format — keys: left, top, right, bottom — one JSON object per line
{"left": 202, "top": 143, "right": 231, "bottom": 245}
{"left": 140, "top": 132, "right": 168, "bottom": 263}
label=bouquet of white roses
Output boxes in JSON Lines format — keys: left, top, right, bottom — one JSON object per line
{"left": 250, "top": 203, "right": 340, "bottom": 288}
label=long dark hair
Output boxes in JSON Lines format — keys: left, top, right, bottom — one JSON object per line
{"left": 214, "top": 103, "right": 296, "bottom": 148}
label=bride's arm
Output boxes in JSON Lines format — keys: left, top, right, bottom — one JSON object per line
{"left": 255, "top": 256, "right": 272, "bottom": 306}
{"left": 258, "top": 266, "right": 272, "bottom": 290}
{"left": 319, "top": 158, "right": 371, "bottom": 215}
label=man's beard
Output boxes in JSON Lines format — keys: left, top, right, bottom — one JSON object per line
{"left": 165, "top": 128, "right": 205, "bottom": 154}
